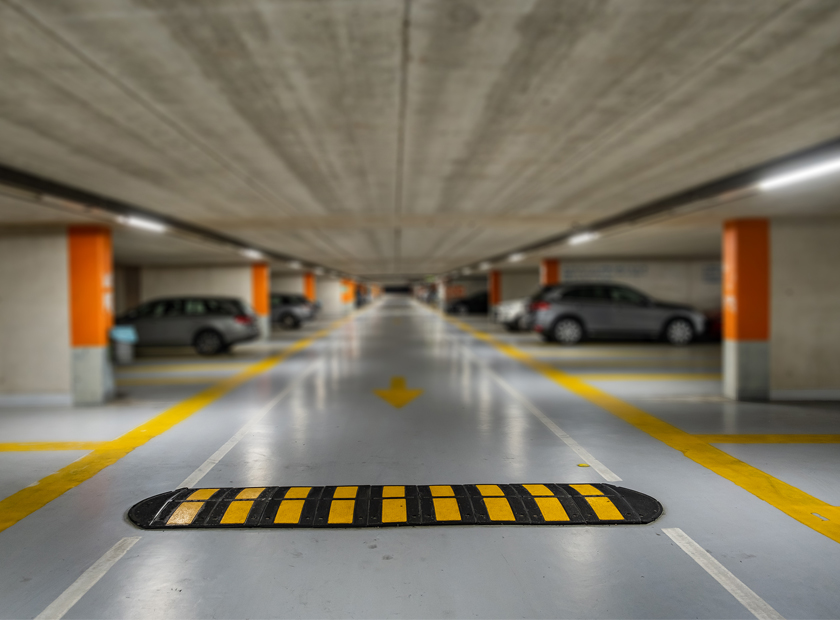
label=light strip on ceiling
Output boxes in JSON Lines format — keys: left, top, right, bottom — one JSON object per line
{"left": 758, "top": 156, "right": 840, "bottom": 191}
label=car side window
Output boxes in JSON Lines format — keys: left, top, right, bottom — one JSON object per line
{"left": 561, "top": 286, "right": 608, "bottom": 301}
{"left": 184, "top": 299, "right": 206, "bottom": 315}
{"left": 154, "top": 299, "right": 183, "bottom": 317}
{"left": 205, "top": 299, "right": 238, "bottom": 316}
{"left": 610, "top": 287, "right": 647, "bottom": 306}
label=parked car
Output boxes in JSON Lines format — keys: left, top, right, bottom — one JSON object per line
{"left": 527, "top": 283, "right": 705, "bottom": 345}
{"left": 493, "top": 298, "right": 529, "bottom": 331}
{"left": 446, "top": 290, "right": 489, "bottom": 315}
{"left": 271, "top": 292, "right": 316, "bottom": 329}
{"left": 116, "top": 296, "right": 260, "bottom": 355}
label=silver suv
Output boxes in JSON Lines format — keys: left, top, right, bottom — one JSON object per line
{"left": 528, "top": 283, "right": 705, "bottom": 345}
{"left": 117, "top": 296, "right": 260, "bottom": 355}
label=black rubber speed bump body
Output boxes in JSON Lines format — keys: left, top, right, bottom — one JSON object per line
{"left": 128, "top": 483, "right": 662, "bottom": 529}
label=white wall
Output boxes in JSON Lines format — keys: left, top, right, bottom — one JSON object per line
{"left": 0, "top": 230, "right": 71, "bottom": 403}
{"left": 500, "top": 271, "right": 540, "bottom": 301}
{"left": 316, "top": 278, "right": 344, "bottom": 316}
{"left": 770, "top": 218, "right": 840, "bottom": 397}
{"left": 562, "top": 259, "right": 721, "bottom": 311}
{"left": 271, "top": 273, "right": 304, "bottom": 295}
{"left": 140, "top": 266, "right": 252, "bottom": 306}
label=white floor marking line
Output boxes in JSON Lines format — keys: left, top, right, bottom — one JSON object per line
{"left": 662, "top": 528, "right": 785, "bottom": 620}
{"left": 178, "top": 360, "right": 321, "bottom": 488}
{"left": 459, "top": 344, "right": 622, "bottom": 482}
{"left": 36, "top": 536, "right": 140, "bottom": 620}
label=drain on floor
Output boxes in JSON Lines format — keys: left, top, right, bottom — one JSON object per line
{"left": 129, "top": 483, "right": 662, "bottom": 529}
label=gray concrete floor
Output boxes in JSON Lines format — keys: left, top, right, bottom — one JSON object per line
{"left": 1, "top": 296, "right": 840, "bottom": 618}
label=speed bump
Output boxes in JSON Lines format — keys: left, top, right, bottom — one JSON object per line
{"left": 129, "top": 483, "right": 662, "bottom": 529}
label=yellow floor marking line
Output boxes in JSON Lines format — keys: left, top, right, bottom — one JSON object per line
{"left": 438, "top": 311, "right": 840, "bottom": 544}
{"left": 0, "top": 441, "right": 105, "bottom": 452}
{"left": 0, "top": 312, "right": 360, "bottom": 534}
{"left": 116, "top": 376, "right": 224, "bottom": 387}
{"left": 573, "top": 373, "right": 722, "bottom": 381}
{"left": 116, "top": 363, "right": 251, "bottom": 374}
{"left": 696, "top": 434, "right": 840, "bottom": 444}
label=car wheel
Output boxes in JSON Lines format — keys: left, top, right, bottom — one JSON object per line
{"left": 516, "top": 314, "right": 530, "bottom": 331}
{"left": 664, "top": 318, "right": 694, "bottom": 345}
{"left": 194, "top": 329, "right": 224, "bottom": 356}
{"left": 552, "top": 317, "right": 584, "bottom": 345}
{"left": 280, "top": 313, "right": 301, "bottom": 329}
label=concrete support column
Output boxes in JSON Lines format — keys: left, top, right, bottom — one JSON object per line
{"left": 68, "top": 225, "right": 115, "bottom": 405}
{"left": 251, "top": 263, "right": 270, "bottom": 339}
{"left": 488, "top": 270, "right": 502, "bottom": 309}
{"left": 540, "top": 259, "right": 560, "bottom": 286}
{"left": 723, "top": 219, "right": 769, "bottom": 401}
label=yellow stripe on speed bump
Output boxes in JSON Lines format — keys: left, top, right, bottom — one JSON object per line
{"left": 130, "top": 483, "right": 659, "bottom": 528}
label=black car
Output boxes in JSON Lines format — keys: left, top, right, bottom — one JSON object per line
{"left": 446, "top": 291, "right": 489, "bottom": 315}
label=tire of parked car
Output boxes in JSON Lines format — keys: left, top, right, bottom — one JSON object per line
{"left": 194, "top": 329, "right": 225, "bottom": 356}
{"left": 663, "top": 318, "right": 694, "bottom": 346}
{"left": 279, "top": 313, "right": 301, "bottom": 329}
{"left": 546, "top": 316, "right": 585, "bottom": 345}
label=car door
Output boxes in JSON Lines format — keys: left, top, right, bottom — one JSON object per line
{"left": 558, "top": 285, "right": 612, "bottom": 333}
{"left": 608, "top": 285, "right": 659, "bottom": 335}
{"left": 150, "top": 298, "right": 189, "bottom": 345}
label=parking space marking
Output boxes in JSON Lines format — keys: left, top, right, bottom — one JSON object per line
{"left": 457, "top": 344, "right": 621, "bottom": 482}
{"left": 573, "top": 373, "right": 721, "bottom": 381}
{"left": 35, "top": 536, "right": 140, "bottom": 620}
{"left": 663, "top": 528, "right": 784, "bottom": 620}
{"left": 178, "top": 360, "right": 321, "bottom": 488}
{"left": 0, "top": 442, "right": 104, "bottom": 452}
{"left": 0, "top": 312, "right": 361, "bottom": 534}
{"left": 436, "top": 308, "right": 840, "bottom": 544}
{"left": 696, "top": 434, "right": 840, "bottom": 444}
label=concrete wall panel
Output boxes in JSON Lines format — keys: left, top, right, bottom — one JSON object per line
{"left": 500, "top": 271, "right": 540, "bottom": 301}
{"left": 0, "top": 230, "right": 71, "bottom": 400}
{"left": 271, "top": 274, "right": 304, "bottom": 295}
{"left": 140, "top": 266, "right": 252, "bottom": 307}
{"left": 770, "top": 219, "right": 840, "bottom": 396}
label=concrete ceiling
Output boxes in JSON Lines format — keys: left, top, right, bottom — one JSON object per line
{"left": 1, "top": 0, "right": 840, "bottom": 276}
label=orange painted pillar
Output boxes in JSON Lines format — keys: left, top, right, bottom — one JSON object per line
{"left": 489, "top": 270, "right": 502, "bottom": 308}
{"left": 251, "top": 263, "right": 270, "bottom": 339}
{"left": 723, "top": 219, "right": 769, "bottom": 400}
{"left": 303, "top": 272, "right": 317, "bottom": 302}
{"left": 540, "top": 259, "right": 560, "bottom": 286}
{"left": 68, "top": 225, "right": 114, "bottom": 404}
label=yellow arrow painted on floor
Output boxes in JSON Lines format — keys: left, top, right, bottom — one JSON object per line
{"left": 374, "top": 376, "right": 423, "bottom": 409}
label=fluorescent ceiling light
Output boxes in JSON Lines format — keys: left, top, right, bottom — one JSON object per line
{"left": 507, "top": 252, "right": 525, "bottom": 262}
{"left": 240, "top": 248, "right": 263, "bottom": 260}
{"left": 758, "top": 156, "right": 840, "bottom": 191}
{"left": 568, "top": 231, "right": 600, "bottom": 245}
{"left": 288, "top": 260, "right": 301, "bottom": 269}
{"left": 478, "top": 261, "right": 491, "bottom": 271}
{"left": 120, "top": 215, "right": 166, "bottom": 233}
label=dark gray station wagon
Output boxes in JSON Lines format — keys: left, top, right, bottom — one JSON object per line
{"left": 528, "top": 283, "right": 706, "bottom": 345}
{"left": 117, "top": 296, "right": 260, "bottom": 355}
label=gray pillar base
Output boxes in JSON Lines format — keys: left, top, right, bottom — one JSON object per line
{"left": 257, "top": 315, "right": 270, "bottom": 341}
{"left": 723, "top": 340, "right": 769, "bottom": 401}
{"left": 72, "top": 346, "right": 115, "bottom": 406}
